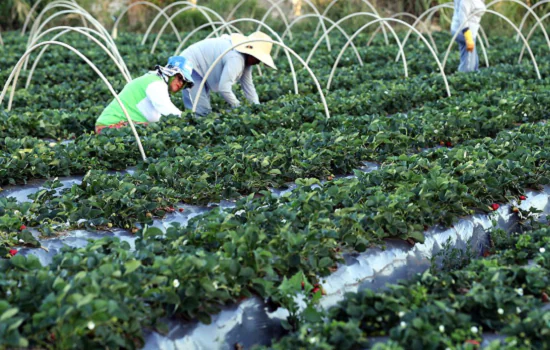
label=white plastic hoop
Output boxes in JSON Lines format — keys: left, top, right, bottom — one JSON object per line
{"left": 275, "top": 14, "right": 363, "bottom": 67}
{"left": 315, "top": 0, "right": 388, "bottom": 45}
{"left": 305, "top": 12, "right": 406, "bottom": 68}
{"left": 111, "top": 1, "right": 181, "bottom": 42}
{"left": 142, "top": 2, "right": 226, "bottom": 45}
{"left": 327, "top": 18, "right": 413, "bottom": 91}
{"left": 262, "top": 0, "right": 330, "bottom": 51}
{"left": 174, "top": 21, "right": 244, "bottom": 56}
{"left": 367, "top": 12, "right": 436, "bottom": 51}
{"left": 191, "top": 38, "right": 331, "bottom": 120}
{"left": 396, "top": 3, "right": 489, "bottom": 66}
{"left": 441, "top": 9, "right": 541, "bottom": 80}
{"left": 0, "top": 41, "right": 147, "bottom": 161}
{"left": 24, "top": 27, "right": 132, "bottom": 91}
{"left": 485, "top": 0, "right": 550, "bottom": 49}
{"left": 227, "top": 0, "right": 292, "bottom": 40}
{"left": 25, "top": 25, "right": 129, "bottom": 77}
{"left": 519, "top": 12, "right": 550, "bottom": 64}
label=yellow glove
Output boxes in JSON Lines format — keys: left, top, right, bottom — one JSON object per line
{"left": 463, "top": 28, "right": 475, "bottom": 52}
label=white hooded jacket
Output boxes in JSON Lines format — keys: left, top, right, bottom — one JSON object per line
{"left": 451, "top": 0, "right": 486, "bottom": 38}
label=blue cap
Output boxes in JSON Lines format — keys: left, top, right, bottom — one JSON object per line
{"left": 167, "top": 56, "right": 194, "bottom": 84}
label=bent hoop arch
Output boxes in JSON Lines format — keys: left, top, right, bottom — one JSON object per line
{"left": 111, "top": 1, "right": 181, "bottom": 42}
{"left": 275, "top": 14, "right": 362, "bottom": 67}
{"left": 24, "top": 27, "right": 132, "bottom": 91}
{"left": 227, "top": 0, "right": 292, "bottom": 40}
{"left": 519, "top": 12, "right": 550, "bottom": 64}
{"left": 0, "top": 41, "right": 147, "bottom": 161}
{"left": 517, "top": 0, "right": 550, "bottom": 41}
{"left": 315, "top": 0, "right": 388, "bottom": 44}
{"left": 25, "top": 25, "right": 129, "bottom": 77}
{"left": 28, "top": 2, "right": 98, "bottom": 44}
{"left": 192, "top": 38, "right": 331, "bottom": 120}
{"left": 485, "top": 0, "right": 550, "bottom": 49}
{"left": 174, "top": 21, "right": 244, "bottom": 55}
{"left": 262, "top": 0, "right": 331, "bottom": 51}
{"left": 441, "top": 9, "right": 541, "bottom": 80}
{"left": 27, "top": 5, "right": 118, "bottom": 62}
{"left": 396, "top": 3, "right": 490, "bottom": 64}
{"left": 201, "top": 18, "right": 299, "bottom": 95}
{"left": 305, "top": 12, "right": 406, "bottom": 68}
{"left": 328, "top": 19, "right": 449, "bottom": 96}
{"left": 23, "top": 0, "right": 85, "bottom": 36}
{"left": 150, "top": 5, "right": 200, "bottom": 54}
{"left": 327, "top": 17, "right": 413, "bottom": 91}
{"left": 367, "top": 12, "right": 436, "bottom": 50}
{"left": 143, "top": 2, "right": 225, "bottom": 45}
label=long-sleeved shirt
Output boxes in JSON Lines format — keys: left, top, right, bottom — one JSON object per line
{"left": 451, "top": 0, "right": 486, "bottom": 37}
{"left": 96, "top": 72, "right": 181, "bottom": 127}
{"left": 180, "top": 35, "right": 259, "bottom": 108}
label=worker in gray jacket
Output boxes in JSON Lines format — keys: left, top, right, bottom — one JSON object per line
{"left": 178, "top": 31, "right": 276, "bottom": 116}
{"left": 451, "top": 0, "right": 486, "bottom": 72}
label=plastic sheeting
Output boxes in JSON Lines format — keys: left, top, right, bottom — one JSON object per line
{"left": 2, "top": 168, "right": 549, "bottom": 349}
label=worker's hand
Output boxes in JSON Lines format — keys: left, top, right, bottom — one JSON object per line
{"left": 463, "top": 28, "right": 475, "bottom": 52}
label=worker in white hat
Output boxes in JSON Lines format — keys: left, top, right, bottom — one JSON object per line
{"left": 451, "top": 0, "right": 486, "bottom": 72}
{"left": 178, "top": 31, "right": 276, "bottom": 116}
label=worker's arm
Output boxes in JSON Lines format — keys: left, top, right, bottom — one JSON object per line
{"left": 240, "top": 66, "right": 260, "bottom": 105}
{"left": 145, "top": 80, "right": 182, "bottom": 121}
{"left": 218, "top": 56, "right": 244, "bottom": 108}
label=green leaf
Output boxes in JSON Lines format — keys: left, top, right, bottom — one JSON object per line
{"left": 124, "top": 260, "right": 142, "bottom": 275}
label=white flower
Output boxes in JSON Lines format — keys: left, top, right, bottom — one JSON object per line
{"left": 516, "top": 288, "right": 524, "bottom": 296}
{"left": 376, "top": 316, "right": 382, "bottom": 322}
{"left": 173, "top": 279, "right": 180, "bottom": 288}
{"left": 18, "top": 239, "right": 25, "bottom": 243}
{"left": 471, "top": 326, "right": 478, "bottom": 334}
{"left": 434, "top": 129, "right": 438, "bottom": 134}
{"left": 400, "top": 322, "right": 407, "bottom": 329}
{"left": 213, "top": 281, "right": 219, "bottom": 289}
{"left": 439, "top": 325, "right": 445, "bottom": 333}
{"left": 309, "top": 337, "right": 318, "bottom": 344}
{"left": 516, "top": 307, "right": 521, "bottom": 314}
{"left": 540, "top": 247, "right": 546, "bottom": 254}
{"left": 87, "top": 321, "right": 95, "bottom": 330}
{"left": 398, "top": 311, "right": 405, "bottom": 318}
{"left": 498, "top": 308, "right": 504, "bottom": 315}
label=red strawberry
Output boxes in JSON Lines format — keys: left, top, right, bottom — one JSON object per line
{"left": 542, "top": 292, "right": 549, "bottom": 303}
{"left": 491, "top": 203, "right": 500, "bottom": 211}
{"left": 9, "top": 249, "right": 17, "bottom": 256}
{"left": 512, "top": 207, "right": 519, "bottom": 213}
{"left": 519, "top": 195, "right": 527, "bottom": 201}
{"left": 50, "top": 333, "right": 56, "bottom": 341}
{"left": 179, "top": 208, "right": 184, "bottom": 212}
{"left": 301, "top": 281, "right": 305, "bottom": 290}
{"left": 312, "top": 287, "right": 321, "bottom": 294}
{"left": 20, "top": 225, "right": 27, "bottom": 231}
{"left": 446, "top": 141, "right": 452, "bottom": 147}
{"left": 465, "top": 340, "right": 480, "bottom": 346}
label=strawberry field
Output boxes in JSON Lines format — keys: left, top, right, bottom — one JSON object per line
{"left": 1, "top": 1, "right": 550, "bottom": 349}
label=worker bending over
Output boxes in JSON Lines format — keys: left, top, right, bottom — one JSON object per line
{"left": 178, "top": 31, "right": 276, "bottom": 116}
{"left": 451, "top": 0, "right": 486, "bottom": 73}
{"left": 95, "top": 56, "right": 194, "bottom": 134}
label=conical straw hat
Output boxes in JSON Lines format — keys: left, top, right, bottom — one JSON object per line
{"left": 231, "top": 32, "right": 277, "bottom": 70}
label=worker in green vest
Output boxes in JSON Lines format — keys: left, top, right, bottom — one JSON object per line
{"left": 95, "top": 56, "right": 194, "bottom": 134}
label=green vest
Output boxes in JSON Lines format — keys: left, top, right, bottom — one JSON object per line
{"left": 96, "top": 73, "right": 163, "bottom": 126}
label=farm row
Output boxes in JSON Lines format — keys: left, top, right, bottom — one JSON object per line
{"left": 1, "top": 29, "right": 550, "bottom": 348}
